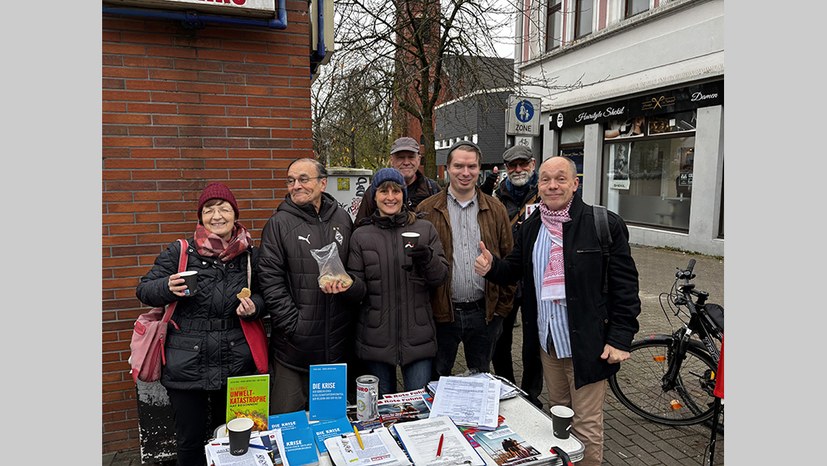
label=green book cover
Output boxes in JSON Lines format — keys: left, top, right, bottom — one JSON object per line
{"left": 226, "top": 374, "right": 270, "bottom": 432}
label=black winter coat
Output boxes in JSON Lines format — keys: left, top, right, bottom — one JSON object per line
{"left": 485, "top": 193, "right": 641, "bottom": 389}
{"left": 257, "top": 193, "right": 355, "bottom": 372}
{"left": 347, "top": 212, "right": 449, "bottom": 366}
{"left": 136, "top": 239, "right": 265, "bottom": 391}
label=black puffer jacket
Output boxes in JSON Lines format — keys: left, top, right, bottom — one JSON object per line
{"left": 258, "top": 193, "right": 355, "bottom": 372}
{"left": 347, "top": 212, "right": 448, "bottom": 366}
{"left": 136, "top": 239, "right": 265, "bottom": 391}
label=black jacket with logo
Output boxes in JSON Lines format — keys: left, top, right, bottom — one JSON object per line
{"left": 136, "top": 240, "right": 264, "bottom": 391}
{"left": 257, "top": 193, "right": 355, "bottom": 372}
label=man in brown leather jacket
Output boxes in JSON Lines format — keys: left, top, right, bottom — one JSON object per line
{"left": 416, "top": 140, "right": 515, "bottom": 378}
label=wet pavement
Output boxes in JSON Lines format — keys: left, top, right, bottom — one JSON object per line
{"left": 104, "top": 245, "right": 724, "bottom": 465}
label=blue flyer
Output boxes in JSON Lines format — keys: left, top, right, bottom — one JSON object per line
{"left": 308, "top": 363, "right": 347, "bottom": 421}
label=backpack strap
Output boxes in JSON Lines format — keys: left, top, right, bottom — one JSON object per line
{"left": 593, "top": 206, "right": 611, "bottom": 294}
{"left": 162, "top": 239, "right": 189, "bottom": 324}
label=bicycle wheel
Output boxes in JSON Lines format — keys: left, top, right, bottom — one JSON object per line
{"left": 609, "top": 335, "right": 718, "bottom": 426}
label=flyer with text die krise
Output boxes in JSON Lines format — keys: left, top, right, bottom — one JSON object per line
{"left": 308, "top": 363, "right": 347, "bottom": 421}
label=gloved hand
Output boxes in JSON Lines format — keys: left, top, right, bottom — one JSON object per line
{"left": 406, "top": 243, "right": 433, "bottom": 265}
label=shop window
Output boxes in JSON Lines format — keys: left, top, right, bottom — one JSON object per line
{"left": 601, "top": 132, "right": 695, "bottom": 232}
{"left": 546, "top": 0, "right": 563, "bottom": 51}
{"left": 560, "top": 147, "right": 584, "bottom": 191}
{"left": 647, "top": 111, "right": 696, "bottom": 135}
{"left": 575, "top": 0, "right": 593, "bottom": 39}
{"left": 560, "top": 126, "right": 585, "bottom": 145}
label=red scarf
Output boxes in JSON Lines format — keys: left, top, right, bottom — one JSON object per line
{"left": 539, "top": 198, "right": 572, "bottom": 301}
{"left": 193, "top": 222, "right": 252, "bottom": 262}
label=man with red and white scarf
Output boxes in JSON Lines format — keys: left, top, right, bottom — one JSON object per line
{"left": 474, "top": 156, "right": 641, "bottom": 466}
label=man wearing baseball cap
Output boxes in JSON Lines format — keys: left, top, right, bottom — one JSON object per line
{"left": 354, "top": 136, "right": 441, "bottom": 226}
{"left": 481, "top": 144, "right": 544, "bottom": 408}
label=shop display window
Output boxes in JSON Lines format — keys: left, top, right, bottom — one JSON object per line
{"left": 601, "top": 113, "right": 695, "bottom": 231}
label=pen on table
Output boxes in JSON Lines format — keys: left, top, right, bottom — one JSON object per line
{"left": 353, "top": 425, "right": 365, "bottom": 450}
{"left": 436, "top": 433, "right": 444, "bottom": 458}
{"left": 217, "top": 442, "right": 268, "bottom": 451}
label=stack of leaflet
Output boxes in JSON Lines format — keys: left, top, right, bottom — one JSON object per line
{"left": 324, "top": 425, "right": 412, "bottom": 466}
{"left": 427, "top": 372, "right": 524, "bottom": 401}
{"left": 428, "top": 375, "right": 501, "bottom": 431}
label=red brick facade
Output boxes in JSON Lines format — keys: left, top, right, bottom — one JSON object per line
{"left": 102, "top": 3, "right": 314, "bottom": 453}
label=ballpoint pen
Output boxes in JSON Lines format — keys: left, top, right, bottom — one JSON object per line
{"left": 353, "top": 424, "right": 365, "bottom": 450}
{"left": 217, "top": 442, "right": 268, "bottom": 451}
{"left": 436, "top": 433, "right": 444, "bottom": 458}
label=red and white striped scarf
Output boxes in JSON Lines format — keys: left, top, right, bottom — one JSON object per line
{"left": 193, "top": 222, "right": 252, "bottom": 262}
{"left": 539, "top": 198, "right": 572, "bottom": 301}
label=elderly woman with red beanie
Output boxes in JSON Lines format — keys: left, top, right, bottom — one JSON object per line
{"left": 346, "top": 168, "right": 449, "bottom": 395}
{"left": 136, "top": 182, "right": 266, "bottom": 466}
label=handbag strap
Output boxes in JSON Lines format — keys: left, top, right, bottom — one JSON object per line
{"left": 510, "top": 192, "right": 541, "bottom": 228}
{"left": 162, "top": 239, "right": 189, "bottom": 323}
{"left": 247, "top": 252, "right": 251, "bottom": 288}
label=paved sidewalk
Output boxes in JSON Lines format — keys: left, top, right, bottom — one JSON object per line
{"left": 104, "top": 245, "right": 724, "bottom": 465}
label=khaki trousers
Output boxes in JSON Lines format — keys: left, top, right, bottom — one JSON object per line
{"left": 540, "top": 345, "right": 607, "bottom": 466}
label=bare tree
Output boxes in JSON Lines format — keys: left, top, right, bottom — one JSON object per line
{"left": 317, "top": 1, "right": 611, "bottom": 174}
{"left": 332, "top": 0, "right": 517, "bottom": 178}
{"left": 312, "top": 56, "right": 394, "bottom": 170}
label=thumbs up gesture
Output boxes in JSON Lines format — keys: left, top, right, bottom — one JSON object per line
{"left": 474, "top": 241, "right": 494, "bottom": 276}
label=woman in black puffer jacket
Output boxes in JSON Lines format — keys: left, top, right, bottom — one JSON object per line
{"left": 347, "top": 168, "right": 449, "bottom": 396}
{"left": 136, "top": 183, "right": 266, "bottom": 466}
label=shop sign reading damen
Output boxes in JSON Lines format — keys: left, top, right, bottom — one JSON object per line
{"left": 551, "top": 81, "right": 723, "bottom": 130}
{"left": 108, "top": 0, "right": 276, "bottom": 17}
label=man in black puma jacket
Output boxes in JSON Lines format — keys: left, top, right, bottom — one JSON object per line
{"left": 258, "top": 158, "right": 358, "bottom": 413}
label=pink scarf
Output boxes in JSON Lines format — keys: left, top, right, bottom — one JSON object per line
{"left": 193, "top": 222, "right": 252, "bottom": 262}
{"left": 539, "top": 198, "right": 572, "bottom": 301}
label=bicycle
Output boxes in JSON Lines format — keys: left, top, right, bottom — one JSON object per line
{"left": 608, "top": 258, "right": 724, "bottom": 427}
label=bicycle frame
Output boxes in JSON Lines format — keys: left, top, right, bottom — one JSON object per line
{"left": 664, "top": 260, "right": 723, "bottom": 406}
{"left": 676, "top": 273, "right": 721, "bottom": 365}
{"left": 608, "top": 258, "right": 724, "bottom": 428}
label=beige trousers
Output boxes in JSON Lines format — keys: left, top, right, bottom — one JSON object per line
{"left": 540, "top": 345, "right": 607, "bottom": 466}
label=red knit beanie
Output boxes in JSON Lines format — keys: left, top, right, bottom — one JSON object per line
{"left": 198, "top": 182, "right": 239, "bottom": 222}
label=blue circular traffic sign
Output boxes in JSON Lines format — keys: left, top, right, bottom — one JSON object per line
{"left": 516, "top": 100, "right": 534, "bottom": 123}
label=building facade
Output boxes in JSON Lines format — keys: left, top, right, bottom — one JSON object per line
{"left": 516, "top": 0, "right": 724, "bottom": 256}
{"left": 102, "top": 0, "right": 331, "bottom": 457}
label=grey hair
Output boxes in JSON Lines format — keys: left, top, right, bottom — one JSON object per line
{"left": 288, "top": 157, "right": 328, "bottom": 178}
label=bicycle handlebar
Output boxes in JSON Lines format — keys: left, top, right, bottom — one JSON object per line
{"left": 676, "top": 259, "right": 697, "bottom": 280}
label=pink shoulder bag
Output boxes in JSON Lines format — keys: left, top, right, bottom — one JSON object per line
{"left": 129, "top": 239, "right": 187, "bottom": 383}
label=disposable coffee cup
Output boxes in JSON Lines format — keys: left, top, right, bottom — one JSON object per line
{"left": 227, "top": 417, "right": 254, "bottom": 456}
{"left": 401, "top": 232, "right": 420, "bottom": 250}
{"left": 550, "top": 405, "right": 574, "bottom": 439}
{"left": 179, "top": 270, "right": 198, "bottom": 296}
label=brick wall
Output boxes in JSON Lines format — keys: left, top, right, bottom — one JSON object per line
{"left": 102, "top": 3, "right": 313, "bottom": 453}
